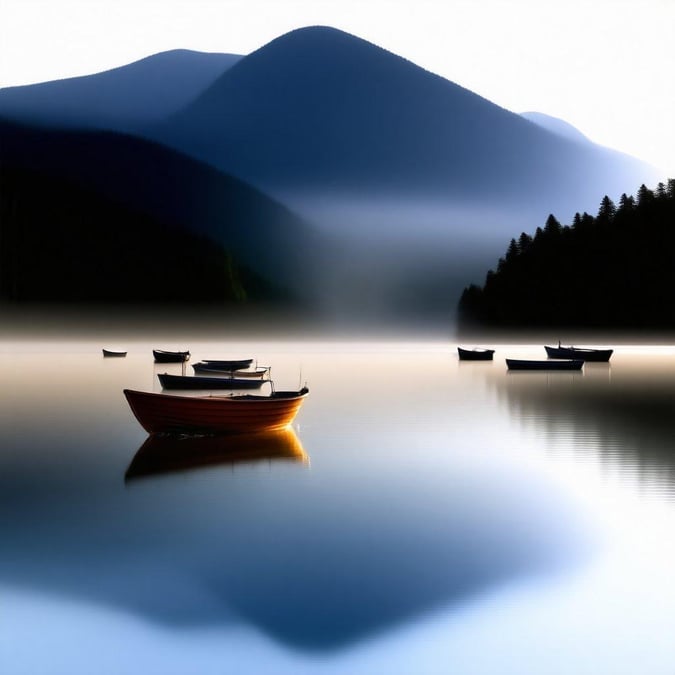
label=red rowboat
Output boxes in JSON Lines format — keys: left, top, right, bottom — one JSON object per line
{"left": 123, "top": 387, "right": 309, "bottom": 435}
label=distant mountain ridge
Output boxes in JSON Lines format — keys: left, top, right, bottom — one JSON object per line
{"left": 0, "top": 50, "right": 243, "bottom": 129}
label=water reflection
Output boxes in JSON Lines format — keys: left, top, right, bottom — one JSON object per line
{"left": 201, "top": 465, "right": 584, "bottom": 651}
{"left": 0, "top": 339, "right": 600, "bottom": 664}
{"left": 483, "top": 356, "right": 675, "bottom": 499}
{"left": 125, "top": 428, "right": 308, "bottom": 482}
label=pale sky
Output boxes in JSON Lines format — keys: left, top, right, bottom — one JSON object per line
{"left": 1, "top": 0, "right": 674, "bottom": 176}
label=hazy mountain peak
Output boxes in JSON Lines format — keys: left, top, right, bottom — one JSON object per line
{"left": 255, "top": 24, "right": 380, "bottom": 50}
{"left": 209, "top": 23, "right": 472, "bottom": 98}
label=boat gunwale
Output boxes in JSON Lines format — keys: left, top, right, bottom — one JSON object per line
{"left": 124, "top": 387, "right": 309, "bottom": 404}
{"left": 157, "top": 373, "right": 268, "bottom": 390}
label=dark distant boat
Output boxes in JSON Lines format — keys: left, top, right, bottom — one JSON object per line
{"left": 192, "top": 362, "right": 269, "bottom": 377}
{"left": 153, "top": 349, "right": 190, "bottom": 363}
{"left": 124, "top": 428, "right": 308, "bottom": 482}
{"left": 102, "top": 348, "right": 127, "bottom": 357}
{"left": 544, "top": 344, "right": 613, "bottom": 362}
{"left": 506, "top": 358, "right": 584, "bottom": 371}
{"left": 123, "top": 386, "right": 309, "bottom": 434}
{"left": 157, "top": 373, "right": 266, "bottom": 390}
{"left": 200, "top": 358, "right": 254, "bottom": 369}
{"left": 458, "top": 347, "right": 495, "bottom": 361}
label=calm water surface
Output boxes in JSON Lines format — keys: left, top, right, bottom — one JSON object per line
{"left": 1, "top": 337, "right": 675, "bottom": 674}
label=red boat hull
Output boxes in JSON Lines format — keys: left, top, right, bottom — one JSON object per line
{"left": 124, "top": 388, "right": 308, "bottom": 434}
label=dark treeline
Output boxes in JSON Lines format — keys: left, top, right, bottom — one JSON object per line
{"left": 458, "top": 179, "right": 675, "bottom": 328}
{"left": 0, "top": 168, "right": 290, "bottom": 305}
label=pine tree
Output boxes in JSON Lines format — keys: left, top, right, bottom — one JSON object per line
{"left": 597, "top": 195, "right": 616, "bottom": 221}
{"left": 637, "top": 183, "right": 654, "bottom": 206}
{"left": 518, "top": 232, "right": 532, "bottom": 253}
{"left": 505, "top": 238, "right": 519, "bottom": 262}
{"left": 667, "top": 178, "right": 675, "bottom": 198}
{"left": 618, "top": 193, "right": 635, "bottom": 214}
{"left": 543, "top": 214, "right": 561, "bottom": 236}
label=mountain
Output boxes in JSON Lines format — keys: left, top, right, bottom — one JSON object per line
{"left": 1, "top": 26, "right": 665, "bottom": 321}
{"left": 0, "top": 50, "right": 243, "bottom": 129}
{"left": 150, "top": 26, "right": 660, "bottom": 234}
{"left": 0, "top": 117, "right": 327, "bottom": 306}
{"left": 520, "top": 112, "right": 590, "bottom": 144}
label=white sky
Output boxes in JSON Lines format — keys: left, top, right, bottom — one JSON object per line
{"left": 1, "top": 0, "right": 674, "bottom": 176}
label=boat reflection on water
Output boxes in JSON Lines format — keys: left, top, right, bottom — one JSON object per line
{"left": 125, "top": 428, "right": 308, "bottom": 482}
{"left": 481, "top": 355, "right": 675, "bottom": 496}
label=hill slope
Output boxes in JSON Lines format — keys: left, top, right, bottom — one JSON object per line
{"left": 520, "top": 112, "right": 591, "bottom": 144}
{"left": 0, "top": 118, "right": 326, "bottom": 306}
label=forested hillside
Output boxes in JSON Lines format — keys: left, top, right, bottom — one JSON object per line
{"left": 0, "top": 117, "right": 323, "bottom": 307}
{"left": 0, "top": 168, "right": 288, "bottom": 304}
{"left": 458, "top": 180, "right": 675, "bottom": 328}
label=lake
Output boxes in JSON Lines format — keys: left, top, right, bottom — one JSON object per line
{"left": 2, "top": 333, "right": 675, "bottom": 674}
